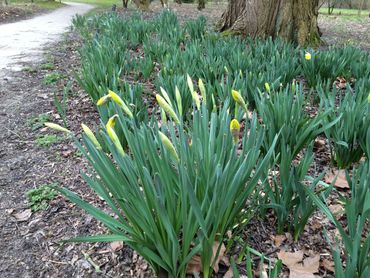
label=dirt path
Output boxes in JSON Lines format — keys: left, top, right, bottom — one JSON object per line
{"left": 0, "top": 2, "right": 93, "bottom": 74}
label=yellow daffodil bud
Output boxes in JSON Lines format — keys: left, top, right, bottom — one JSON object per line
{"left": 265, "top": 82, "right": 271, "bottom": 93}
{"left": 187, "top": 74, "right": 194, "bottom": 94}
{"left": 368, "top": 92, "right": 370, "bottom": 103}
{"left": 231, "top": 90, "right": 248, "bottom": 112}
{"left": 292, "top": 81, "right": 297, "bottom": 93}
{"left": 305, "top": 52, "right": 312, "bottom": 61}
{"left": 108, "top": 90, "right": 133, "bottom": 119}
{"left": 156, "top": 94, "right": 180, "bottom": 124}
{"left": 192, "top": 91, "right": 201, "bottom": 110}
{"left": 198, "top": 78, "right": 206, "bottom": 104}
{"left": 175, "top": 86, "right": 182, "bottom": 116}
{"left": 44, "top": 122, "right": 71, "bottom": 134}
{"left": 160, "top": 87, "right": 173, "bottom": 107}
{"left": 97, "top": 95, "right": 111, "bottom": 106}
{"left": 106, "top": 115, "right": 125, "bottom": 157}
{"left": 230, "top": 119, "right": 241, "bottom": 144}
{"left": 81, "top": 123, "right": 101, "bottom": 150}
{"left": 224, "top": 66, "right": 229, "bottom": 73}
{"left": 158, "top": 131, "right": 179, "bottom": 162}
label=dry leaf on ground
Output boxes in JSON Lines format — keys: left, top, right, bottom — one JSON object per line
{"left": 109, "top": 241, "right": 124, "bottom": 252}
{"left": 278, "top": 250, "right": 320, "bottom": 278}
{"left": 272, "top": 234, "right": 287, "bottom": 247}
{"left": 186, "top": 242, "right": 226, "bottom": 275}
{"left": 324, "top": 169, "right": 349, "bottom": 189}
{"left": 12, "top": 209, "right": 32, "bottom": 222}
{"left": 321, "top": 258, "right": 335, "bottom": 273}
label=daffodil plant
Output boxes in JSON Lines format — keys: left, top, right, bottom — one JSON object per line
{"left": 49, "top": 102, "right": 276, "bottom": 278}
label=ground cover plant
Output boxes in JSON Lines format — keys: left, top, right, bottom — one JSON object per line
{"left": 40, "top": 9, "right": 370, "bottom": 278}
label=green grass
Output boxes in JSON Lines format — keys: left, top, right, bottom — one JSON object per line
{"left": 319, "top": 7, "right": 370, "bottom": 15}
{"left": 35, "top": 134, "right": 63, "bottom": 147}
{"left": 67, "top": 0, "right": 122, "bottom": 7}
{"left": 26, "top": 184, "right": 57, "bottom": 211}
{"left": 43, "top": 72, "right": 64, "bottom": 85}
{"left": 10, "top": 0, "right": 65, "bottom": 10}
{"left": 27, "top": 113, "right": 50, "bottom": 131}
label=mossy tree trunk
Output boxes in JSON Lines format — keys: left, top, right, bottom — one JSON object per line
{"left": 218, "top": 0, "right": 321, "bottom": 46}
{"left": 133, "top": 0, "right": 150, "bottom": 11}
{"left": 198, "top": 0, "right": 206, "bottom": 10}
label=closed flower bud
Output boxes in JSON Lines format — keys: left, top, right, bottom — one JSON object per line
{"left": 156, "top": 94, "right": 180, "bottom": 124}
{"left": 368, "top": 92, "right": 370, "bottom": 103}
{"left": 230, "top": 119, "right": 241, "bottom": 144}
{"left": 198, "top": 78, "right": 206, "bottom": 104}
{"left": 265, "top": 82, "right": 271, "bottom": 93}
{"left": 158, "top": 131, "right": 179, "bottom": 162}
{"left": 231, "top": 90, "right": 248, "bottom": 112}
{"left": 81, "top": 123, "right": 102, "bottom": 150}
{"left": 44, "top": 122, "right": 71, "bottom": 134}
{"left": 305, "top": 52, "right": 312, "bottom": 60}
{"left": 97, "top": 95, "right": 111, "bottom": 106}
{"left": 175, "top": 86, "right": 183, "bottom": 116}
{"left": 106, "top": 115, "right": 125, "bottom": 157}
{"left": 108, "top": 90, "right": 133, "bottom": 119}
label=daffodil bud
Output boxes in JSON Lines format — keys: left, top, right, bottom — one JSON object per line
{"left": 81, "top": 123, "right": 102, "bottom": 150}
{"left": 108, "top": 90, "right": 133, "bottom": 119}
{"left": 198, "top": 78, "right": 206, "bottom": 104}
{"left": 97, "top": 95, "right": 111, "bottom": 106}
{"left": 224, "top": 66, "right": 229, "bottom": 74}
{"left": 156, "top": 94, "right": 180, "bottom": 124}
{"left": 368, "top": 92, "right": 370, "bottom": 103}
{"left": 186, "top": 74, "right": 194, "bottom": 94}
{"left": 160, "top": 87, "right": 173, "bottom": 107}
{"left": 231, "top": 90, "right": 248, "bottom": 112}
{"left": 175, "top": 86, "right": 183, "bottom": 116}
{"left": 44, "top": 122, "right": 71, "bottom": 134}
{"left": 292, "top": 81, "right": 296, "bottom": 93}
{"left": 305, "top": 52, "right": 312, "bottom": 61}
{"left": 265, "top": 82, "right": 271, "bottom": 93}
{"left": 106, "top": 115, "right": 125, "bottom": 157}
{"left": 158, "top": 131, "right": 179, "bottom": 162}
{"left": 230, "top": 119, "right": 241, "bottom": 144}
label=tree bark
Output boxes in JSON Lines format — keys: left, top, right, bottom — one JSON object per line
{"left": 122, "top": 0, "right": 128, "bottom": 8}
{"left": 133, "top": 0, "right": 150, "bottom": 11}
{"left": 218, "top": 0, "right": 321, "bottom": 46}
{"left": 198, "top": 0, "right": 206, "bottom": 10}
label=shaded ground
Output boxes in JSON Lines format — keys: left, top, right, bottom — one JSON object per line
{"left": 0, "top": 3, "right": 369, "bottom": 278}
{"left": 0, "top": 1, "right": 65, "bottom": 24}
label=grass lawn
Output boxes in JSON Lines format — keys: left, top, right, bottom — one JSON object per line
{"left": 67, "top": 0, "right": 122, "bottom": 8}
{"left": 10, "top": 0, "right": 65, "bottom": 10}
{"left": 319, "top": 7, "right": 370, "bottom": 15}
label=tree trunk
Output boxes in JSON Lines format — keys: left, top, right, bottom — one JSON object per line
{"left": 133, "top": 0, "right": 150, "bottom": 11}
{"left": 122, "top": 0, "right": 128, "bottom": 8}
{"left": 198, "top": 0, "right": 205, "bottom": 10}
{"left": 218, "top": 0, "right": 321, "bottom": 46}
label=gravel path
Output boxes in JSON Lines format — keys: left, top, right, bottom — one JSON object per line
{"left": 0, "top": 2, "right": 93, "bottom": 74}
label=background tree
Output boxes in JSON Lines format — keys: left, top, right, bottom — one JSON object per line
{"left": 198, "top": 0, "right": 205, "bottom": 10}
{"left": 219, "top": 0, "right": 321, "bottom": 46}
{"left": 133, "top": 0, "right": 150, "bottom": 10}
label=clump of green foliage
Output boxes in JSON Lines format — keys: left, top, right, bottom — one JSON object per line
{"left": 27, "top": 184, "right": 57, "bottom": 212}
{"left": 35, "top": 134, "right": 63, "bottom": 147}
{"left": 27, "top": 113, "right": 50, "bottom": 131}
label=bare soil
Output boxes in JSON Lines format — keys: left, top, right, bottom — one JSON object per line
{"left": 0, "top": 5, "right": 45, "bottom": 24}
{"left": 0, "top": 3, "right": 369, "bottom": 278}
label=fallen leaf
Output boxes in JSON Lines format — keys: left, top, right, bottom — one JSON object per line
{"left": 223, "top": 268, "right": 234, "bottom": 278}
{"left": 109, "top": 241, "right": 124, "bottom": 252}
{"left": 273, "top": 234, "right": 286, "bottom": 247}
{"left": 321, "top": 258, "right": 335, "bottom": 273}
{"left": 329, "top": 204, "right": 345, "bottom": 218}
{"left": 324, "top": 169, "right": 349, "bottom": 189}
{"left": 278, "top": 250, "right": 304, "bottom": 268}
{"left": 314, "top": 138, "right": 326, "bottom": 152}
{"left": 186, "top": 254, "right": 202, "bottom": 275}
{"left": 12, "top": 209, "right": 32, "bottom": 222}
{"left": 186, "top": 242, "right": 227, "bottom": 275}
{"left": 278, "top": 250, "right": 320, "bottom": 278}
